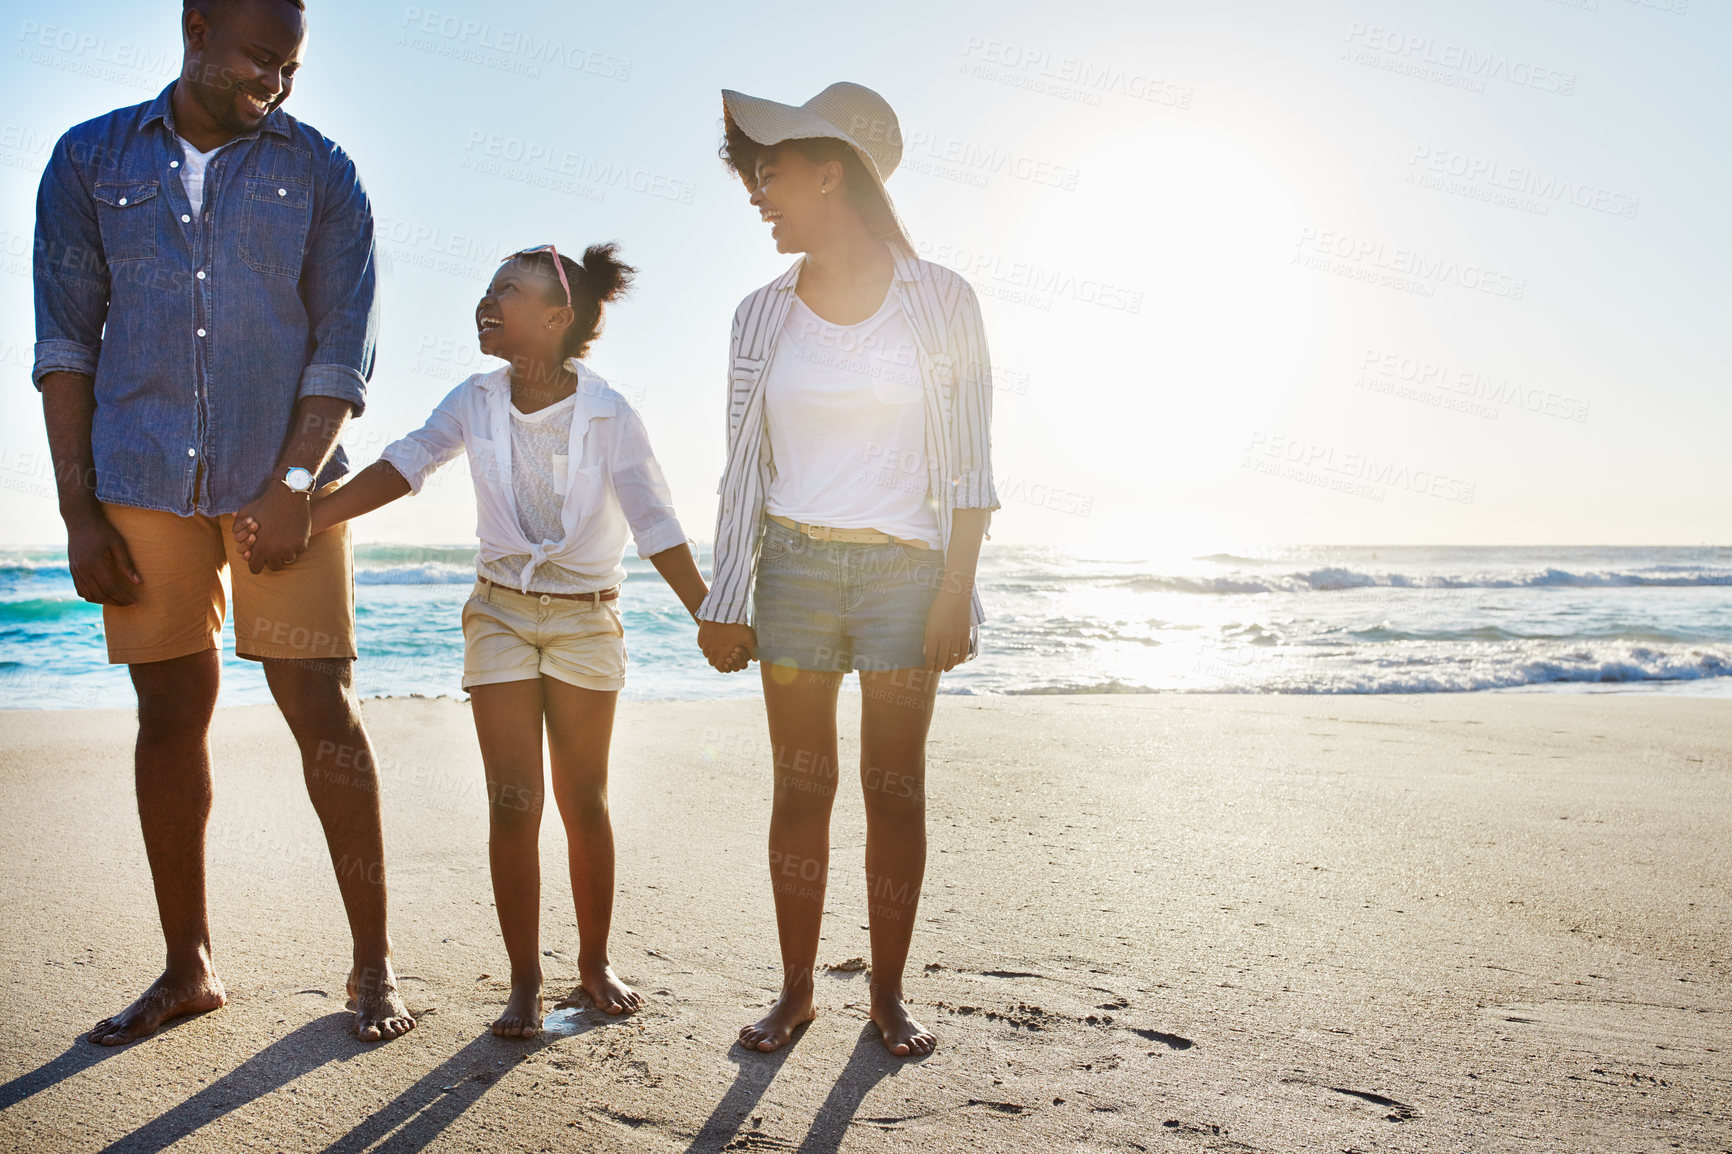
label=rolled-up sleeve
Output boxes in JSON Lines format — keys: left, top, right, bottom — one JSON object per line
{"left": 379, "top": 384, "right": 467, "bottom": 494}
{"left": 32, "top": 135, "right": 107, "bottom": 386}
{"left": 608, "top": 408, "right": 688, "bottom": 559}
{"left": 296, "top": 143, "right": 377, "bottom": 414}
{"left": 948, "top": 280, "right": 1000, "bottom": 511}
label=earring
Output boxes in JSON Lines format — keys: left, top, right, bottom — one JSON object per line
{"left": 820, "top": 186, "right": 829, "bottom": 195}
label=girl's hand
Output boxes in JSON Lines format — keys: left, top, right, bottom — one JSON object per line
{"left": 922, "top": 589, "right": 972, "bottom": 673}
{"left": 232, "top": 515, "right": 260, "bottom": 564}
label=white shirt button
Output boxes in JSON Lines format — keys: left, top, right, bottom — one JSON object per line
{"left": 170, "top": 160, "right": 180, "bottom": 168}
{"left": 181, "top": 214, "right": 191, "bottom": 223}
{"left": 197, "top": 270, "right": 206, "bottom": 280}
{"left": 277, "top": 188, "right": 287, "bottom": 197}
{"left": 187, "top": 448, "right": 197, "bottom": 457}
{"left": 117, "top": 197, "right": 128, "bottom": 206}
{"left": 196, "top": 328, "right": 206, "bottom": 337}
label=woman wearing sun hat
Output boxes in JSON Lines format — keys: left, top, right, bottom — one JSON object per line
{"left": 694, "top": 81, "right": 1000, "bottom": 1057}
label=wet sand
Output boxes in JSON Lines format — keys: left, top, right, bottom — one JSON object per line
{"left": 0, "top": 693, "right": 1728, "bottom": 1152}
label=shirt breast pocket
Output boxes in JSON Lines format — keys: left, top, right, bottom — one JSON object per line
{"left": 238, "top": 177, "right": 312, "bottom": 278}
{"left": 92, "top": 180, "right": 161, "bottom": 263}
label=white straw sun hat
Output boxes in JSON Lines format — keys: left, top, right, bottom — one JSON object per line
{"left": 721, "top": 81, "right": 914, "bottom": 253}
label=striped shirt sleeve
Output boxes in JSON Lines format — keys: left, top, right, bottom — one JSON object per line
{"left": 948, "top": 277, "right": 1000, "bottom": 512}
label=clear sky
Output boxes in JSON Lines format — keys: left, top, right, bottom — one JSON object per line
{"left": 2, "top": 0, "right": 1726, "bottom": 555}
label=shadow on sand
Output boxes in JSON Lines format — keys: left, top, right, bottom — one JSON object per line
{"left": 685, "top": 1022, "right": 915, "bottom": 1154}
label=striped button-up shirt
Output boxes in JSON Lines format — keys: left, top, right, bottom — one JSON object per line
{"left": 698, "top": 248, "right": 1000, "bottom": 628}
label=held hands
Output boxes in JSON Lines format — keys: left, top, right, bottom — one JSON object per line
{"left": 697, "top": 620, "right": 756, "bottom": 674}
{"left": 232, "top": 485, "right": 312, "bottom": 573}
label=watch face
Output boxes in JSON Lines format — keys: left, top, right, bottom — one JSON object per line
{"left": 283, "top": 467, "right": 314, "bottom": 493}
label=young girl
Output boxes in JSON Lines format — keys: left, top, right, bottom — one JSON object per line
{"left": 239, "top": 242, "right": 725, "bottom": 1037}
{"left": 695, "top": 84, "right": 999, "bottom": 1057}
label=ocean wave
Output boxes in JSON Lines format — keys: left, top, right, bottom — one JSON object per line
{"left": 354, "top": 563, "right": 477, "bottom": 585}
{"left": 0, "top": 597, "right": 98, "bottom": 624}
{"left": 1104, "top": 566, "right": 1732, "bottom": 595}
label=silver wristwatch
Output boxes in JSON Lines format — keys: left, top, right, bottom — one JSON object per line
{"left": 280, "top": 466, "right": 315, "bottom": 494}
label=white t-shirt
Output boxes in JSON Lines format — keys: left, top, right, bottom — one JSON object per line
{"left": 476, "top": 394, "right": 589, "bottom": 594}
{"left": 764, "top": 291, "right": 940, "bottom": 549}
{"left": 177, "top": 136, "right": 228, "bottom": 216}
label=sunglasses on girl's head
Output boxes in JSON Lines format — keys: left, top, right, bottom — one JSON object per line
{"left": 509, "top": 244, "right": 571, "bottom": 307}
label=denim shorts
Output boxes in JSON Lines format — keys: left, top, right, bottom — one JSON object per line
{"left": 752, "top": 518, "right": 947, "bottom": 673}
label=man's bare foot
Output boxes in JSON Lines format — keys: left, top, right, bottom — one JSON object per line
{"left": 88, "top": 963, "right": 226, "bottom": 1046}
{"left": 491, "top": 977, "right": 543, "bottom": 1038}
{"left": 870, "top": 988, "right": 935, "bottom": 1057}
{"left": 345, "top": 960, "right": 416, "bottom": 1042}
{"left": 578, "top": 961, "right": 641, "bottom": 1016}
{"left": 739, "top": 986, "right": 816, "bottom": 1053}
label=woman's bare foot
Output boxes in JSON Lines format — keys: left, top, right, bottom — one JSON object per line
{"left": 870, "top": 987, "right": 935, "bottom": 1057}
{"left": 739, "top": 982, "right": 816, "bottom": 1053}
{"left": 579, "top": 960, "right": 641, "bottom": 1015}
{"left": 345, "top": 960, "right": 416, "bottom": 1042}
{"left": 88, "top": 962, "right": 226, "bottom": 1046}
{"left": 491, "top": 976, "right": 543, "bottom": 1038}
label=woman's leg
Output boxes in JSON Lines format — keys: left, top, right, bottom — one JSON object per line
{"left": 469, "top": 679, "right": 548, "bottom": 1037}
{"left": 541, "top": 675, "right": 639, "bottom": 1014}
{"left": 739, "top": 665, "right": 844, "bottom": 1052}
{"left": 858, "top": 665, "right": 940, "bottom": 1055}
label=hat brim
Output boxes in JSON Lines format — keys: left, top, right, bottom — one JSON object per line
{"left": 721, "top": 89, "right": 914, "bottom": 255}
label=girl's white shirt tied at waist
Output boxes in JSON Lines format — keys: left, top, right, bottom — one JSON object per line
{"left": 379, "top": 359, "right": 689, "bottom": 595}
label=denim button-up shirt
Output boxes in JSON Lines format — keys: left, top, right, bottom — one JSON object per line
{"left": 32, "top": 83, "right": 378, "bottom": 515}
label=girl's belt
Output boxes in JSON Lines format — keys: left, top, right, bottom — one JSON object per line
{"left": 767, "top": 514, "right": 932, "bottom": 550}
{"left": 478, "top": 576, "right": 619, "bottom": 601}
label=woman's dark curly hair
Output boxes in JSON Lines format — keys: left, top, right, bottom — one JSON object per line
{"left": 720, "top": 118, "right": 907, "bottom": 250}
{"left": 512, "top": 242, "right": 637, "bottom": 360}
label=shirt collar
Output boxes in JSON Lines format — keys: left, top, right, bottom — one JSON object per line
{"left": 478, "top": 360, "right": 619, "bottom": 417}
{"left": 142, "top": 80, "right": 293, "bottom": 142}
{"left": 772, "top": 247, "right": 924, "bottom": 293}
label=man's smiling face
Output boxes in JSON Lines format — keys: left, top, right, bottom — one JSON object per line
{"left": 182, "top": 0, "right": 308, "bottom": 135}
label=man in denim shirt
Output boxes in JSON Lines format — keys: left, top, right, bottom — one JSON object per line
{"left": 34, "top": 0, "right": 414, "bottom": 1045}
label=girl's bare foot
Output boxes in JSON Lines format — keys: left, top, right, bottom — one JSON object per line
{"left": 579, "top": 961, "right": 641, "bottom": 1015}
{"left": 870, "top": 987, "right": 935, "bottom": 1057}
{"left": 739, "top": 983, "right": 816, "bottom": 1053}
{"left": 88, "top": 963, "right": 226, "bottom": 1046}
{"left": 345, "top": 961, "right": 417, "bottom": 1042}
{"left": 492, "top": 977, "right": 543, "bottom": 1037}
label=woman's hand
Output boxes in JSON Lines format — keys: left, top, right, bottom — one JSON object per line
{"left": 698, "top": 620, "right": 757, "bottom": 673}
{"left": 922, "top": 589, "right": 972, "bottom": 673}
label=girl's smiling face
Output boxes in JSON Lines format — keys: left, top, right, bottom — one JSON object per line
{"left": 475, "top": 258, "right": 572, "bottom": 361}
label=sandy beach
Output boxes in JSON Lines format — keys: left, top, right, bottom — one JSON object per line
{"left": 0, "top": 692, "right": 1727, "bottom": 1152}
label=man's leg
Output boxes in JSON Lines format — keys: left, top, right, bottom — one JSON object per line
{"left": 89, "top": 651, "right": 228, "bottom": 1045}
{"left": 262, "top": 656, "right": 413, "bottom": 1042}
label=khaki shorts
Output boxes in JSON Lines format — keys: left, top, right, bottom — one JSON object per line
{"left": 101, "top": 492, "right": 355, "bottom": 665}
{"left": 461, "top": 579, "right": 626, "bottom": 692}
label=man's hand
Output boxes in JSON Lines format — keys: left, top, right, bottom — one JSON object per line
{"left": 698, "top": 620, "right": 756, "bottom": 673}
{"left": 235, "top": 485, "right": 312, "bottom": 573}
{"left": 65, "top": 507, "right": 141, "bottom": 606}
{"left": 922, "top": 589, "right": 972, "bottom": 673}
